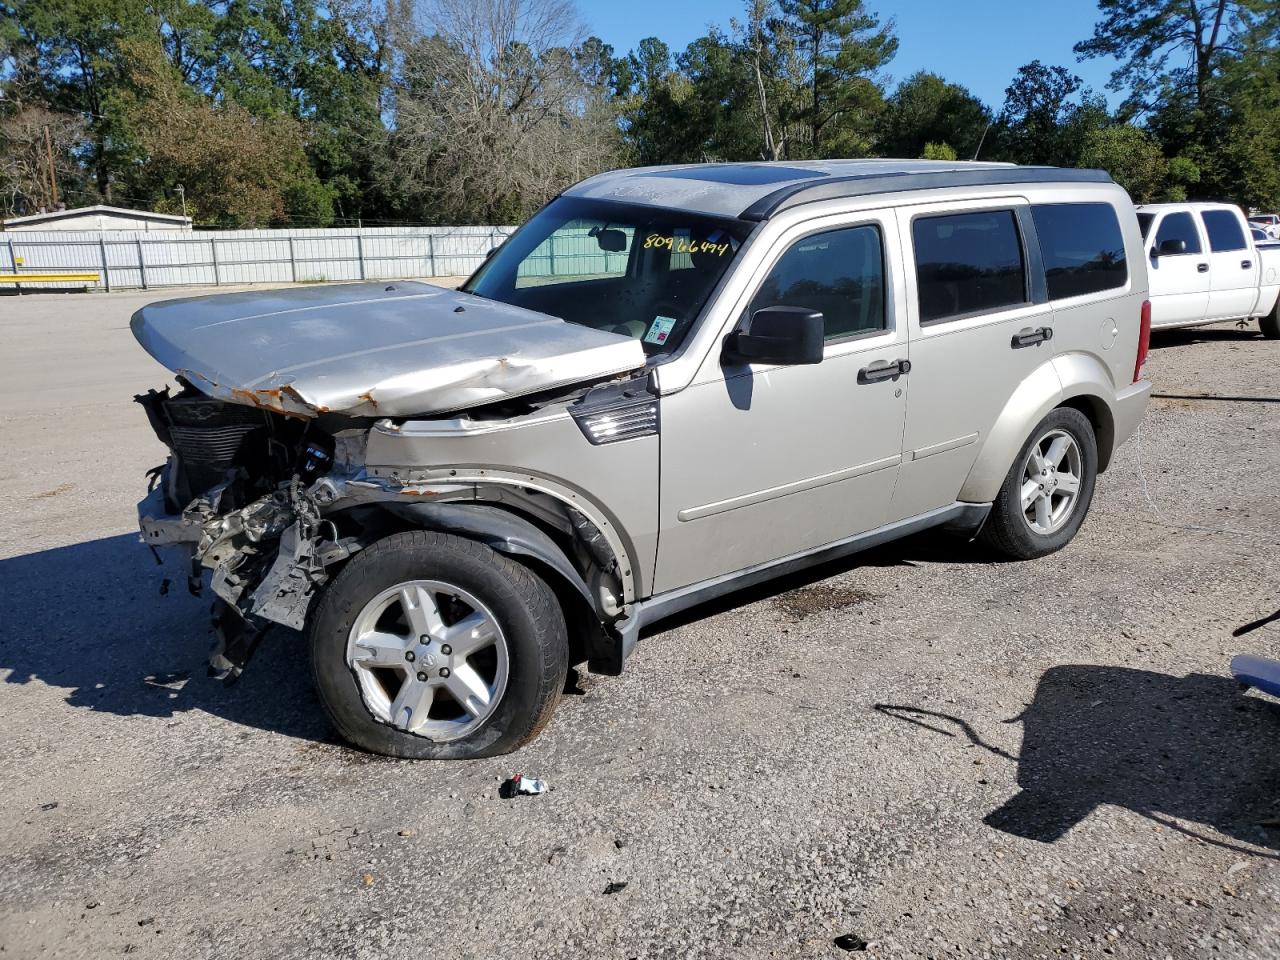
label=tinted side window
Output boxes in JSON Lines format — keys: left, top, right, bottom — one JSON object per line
{"left": 1153, "top": 212, "right": 1202, "bottom": 254}
{"left": 1031, "top": 203, "right": 1128, "bottom": 300}
{"left": 1201, "top": 210, "right": 1247, "bottom": 252}
{"left": 750, "top": 224, "right": 885, "bottom": 340}
{"left": 1137, "top": 213, "right": 1155, "bottom": 239}
{"left": 913, "top": 210, "right": 1027, "bottom": 323}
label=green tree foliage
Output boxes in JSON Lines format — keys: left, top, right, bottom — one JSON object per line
{"left": 878, "top": 71, "right": 990, "bottom": 160}
{"left": 1074, "top": 0, "right": 1263, "bottom": 115}
{"left": 0, "top": 0, "right": 388, "bottom": 221}
{"left": 994, "top": 61, "right": 1089, "bottom": 166}
{"left": 117, "top": 39, "right": 333, "bottom": 226}
{"left": 1076, "top": 0, "right": 1279, "bottom": 207}
{"left": 920, "top": 141, "right": 957, "bottom": 161}
{"left": 1076, "top": 125, "right": 1168, "bottom": 201}
{"left": 778, "top": 0, "right": 897, "bottom": 156}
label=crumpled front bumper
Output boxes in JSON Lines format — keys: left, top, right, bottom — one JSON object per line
{"left": 138, "top": 484, "right": 203, "bottom": 549}
{"left": 137, "top": 470, "right": 351, "bottom": 680}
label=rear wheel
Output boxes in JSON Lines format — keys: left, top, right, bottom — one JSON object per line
{"left": 980, "top": 407, "right": 1098, "bottom": 560}
{"left": 309, "top": 530, "right": 568, "bottom": 759}
{"left": 1260, "top": 300, "right": 1280, "bottom": 339}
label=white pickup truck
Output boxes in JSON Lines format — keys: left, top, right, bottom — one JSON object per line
{"left": 1136, "top": 202, "right": 1280, "bottom": 337}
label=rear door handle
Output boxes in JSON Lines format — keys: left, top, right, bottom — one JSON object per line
{"left": 1197, "top": 263, "right": 1209, "bottom": 273}
{"left": 1242, "top": 260, "right": 1253, "bottom": 269}
{"left": 1011, "top": 326, "right": 1054, "bottom": 349}
{"left": 857, "top": 359, "right": 910, "bottom": 384}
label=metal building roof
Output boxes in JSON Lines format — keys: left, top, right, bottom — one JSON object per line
{"left": 2, "top": 204, "right": 192, "bottom": 231}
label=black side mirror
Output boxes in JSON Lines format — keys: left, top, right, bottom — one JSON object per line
{"left": 594, "top": 228, "right": 628, "bottom": 253}
{"left": 1154, "top": 238, "right": 1187, "bottom": 257}
{"left": 723, "top": 305, "right": 824, "bottom": 366}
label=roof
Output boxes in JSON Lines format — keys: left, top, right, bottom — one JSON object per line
{"left": 1135, "top": 202, "right": 1240, "bottom": 213}
{"left": 565, "top": 160, "right": 1114, "bottom": 221}
{"left": 2, "top": 204, "right": 191, "bottom": 229}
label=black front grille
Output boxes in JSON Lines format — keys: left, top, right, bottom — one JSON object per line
{"left": 165, "top": 398, "right": 266, "bottom": 464}
{"left": 163, "top": 397, "right": 270, "bottom": 504}
{"left": 169, "top": 423, "right": 262, "bottom": 463}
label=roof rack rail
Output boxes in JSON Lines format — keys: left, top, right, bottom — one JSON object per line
{"left": 740, "top": 166, "right": 1114, "bottom": 221}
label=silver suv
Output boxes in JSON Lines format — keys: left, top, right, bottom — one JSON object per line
{"left": 133, "top": 160, "right": 1153, "bottom": 758}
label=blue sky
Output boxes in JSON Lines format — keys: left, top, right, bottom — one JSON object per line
{"left": 578, "top": 0, "right": 1124, "bottom": 110}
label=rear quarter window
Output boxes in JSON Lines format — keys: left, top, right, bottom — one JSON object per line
{"left": 1200, "top": 210, "right": 1248, "bottom": 252}
{"left": 1031, "top": 203, "right": 1128, "bottom": 300}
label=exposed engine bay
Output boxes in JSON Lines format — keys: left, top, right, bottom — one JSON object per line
{"left": 135, "top": 379, "right": 630, "bottom": 682}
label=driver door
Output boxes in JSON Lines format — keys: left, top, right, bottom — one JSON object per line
{"left": 1147, "top": 211, "right": 1210, "bottom": 327}
{"left": 653, "top": 210, "right": 909, "bottom": 593}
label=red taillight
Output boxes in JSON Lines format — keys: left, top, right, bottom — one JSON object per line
{"left": 1134, "top": 299, "right": 1151, "bottom": 383}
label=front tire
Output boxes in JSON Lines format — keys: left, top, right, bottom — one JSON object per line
{"left": 980, "top": 407, "right": 1098, "bottom": 560}
{"left": 309, "top": 530, "right": 568, "bottom": 759}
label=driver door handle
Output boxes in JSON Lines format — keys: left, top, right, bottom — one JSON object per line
{"left": 858, "top": 359, "right": 910, "bottom": 384}
{"left": 1242, "top": 260, "right": 1253, "bottom": 269}
{"left": 1197, "top": 263, "right": 1209, "bottom": 272}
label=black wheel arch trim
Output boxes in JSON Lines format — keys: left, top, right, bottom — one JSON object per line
{"left": 378, "top": 501, "right": 625, "bottom": 675}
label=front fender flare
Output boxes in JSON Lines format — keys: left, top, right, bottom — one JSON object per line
{"left": 381, "top": 501, "right": 627, "bottom": 675}
{"left": 382, "top": 501, "right": 595, "bottom": 610}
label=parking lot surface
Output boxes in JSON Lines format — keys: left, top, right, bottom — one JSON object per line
{"left": 1, "top": 287, "right": 1278, "bottom": 959}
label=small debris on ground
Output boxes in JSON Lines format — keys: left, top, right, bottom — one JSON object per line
{"left": 499, "top": 774, "right": 548, "bottom": 798}
{"left": 834, "top": 932, "right": 868, "bottom": 951}
{"left": 603, "top": 882, "right": 628, "bottom": 895}
{"left": 398, "top": 828, "right": 417, "bottom": 838}
{"left": 39, "top": 802, "right": 58, "bottom": 811}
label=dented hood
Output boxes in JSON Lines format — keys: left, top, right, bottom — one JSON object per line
{"left": 130, "top": 281, "right": 646, "bottom": 417}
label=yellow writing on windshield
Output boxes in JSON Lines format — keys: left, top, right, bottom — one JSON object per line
{"left": 643, "top": 234, "right": 731, "bottom": 257}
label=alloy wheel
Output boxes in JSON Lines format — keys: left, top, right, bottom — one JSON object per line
{"left": 345, "top": 580, "right": 509, "bottom": 741}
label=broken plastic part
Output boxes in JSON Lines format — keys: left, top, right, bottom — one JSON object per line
{"left": 499, "top": 774, "right": 548, "bottom": 798}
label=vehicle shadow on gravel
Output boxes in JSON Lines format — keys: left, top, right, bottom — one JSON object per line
{"left": 1150, "top": 326, "right": 1266, "bottom": 349}
{"left": 882, "top": 665, "right": 1280, "bottom": 855}
{"left": 642, "top": 531, "right": 999, "bottom": 637}
{"left": 0, "top": 533, "right": 333, "bottom": 744}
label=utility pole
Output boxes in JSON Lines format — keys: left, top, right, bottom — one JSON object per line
{"left": 176, "top": 184, "right": 187, "bottom": 221}
{"left": 44, "top": 126, "right": 59, "bottom": 208}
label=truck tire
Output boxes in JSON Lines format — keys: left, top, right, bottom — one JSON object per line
{"left": 309, "top": 530, "right": 568, "bottom": 759}
{"left": 1260, "top": 300, "right": 1280, "bottom": 339}
{"left": 980, "top": 407, "right": 1098, "bottom": 560}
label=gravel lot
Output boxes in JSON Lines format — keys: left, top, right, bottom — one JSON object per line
{"left": 1, "top": 287, "right": 1278, "bottom": 960}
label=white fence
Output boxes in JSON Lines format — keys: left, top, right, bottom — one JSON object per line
{"left": 0, "top": 225, "right": 519, "bottom": 291}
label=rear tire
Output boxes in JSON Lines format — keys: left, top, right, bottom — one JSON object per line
{"left": 309, "top": 530, "right": 568, "bottom": 759}
{"left": 980, "top": 407, "right": 1098, "bottom": 560}
{"left": 1260, "top": 300, "right": 1280, "bottom": 339}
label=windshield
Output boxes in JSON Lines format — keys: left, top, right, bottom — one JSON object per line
{"left": 464, "top": 197, "right": 753, "bottom": 356}
{"left": 1137, "top": 212, "right": 1155, "bottom": 239}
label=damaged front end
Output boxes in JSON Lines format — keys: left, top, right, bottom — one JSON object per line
{"left": 134, "top": 377, "right": 641, "bottom": 684}
{"left": 136, "top": 383, "right": 363, "bottom": 680}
